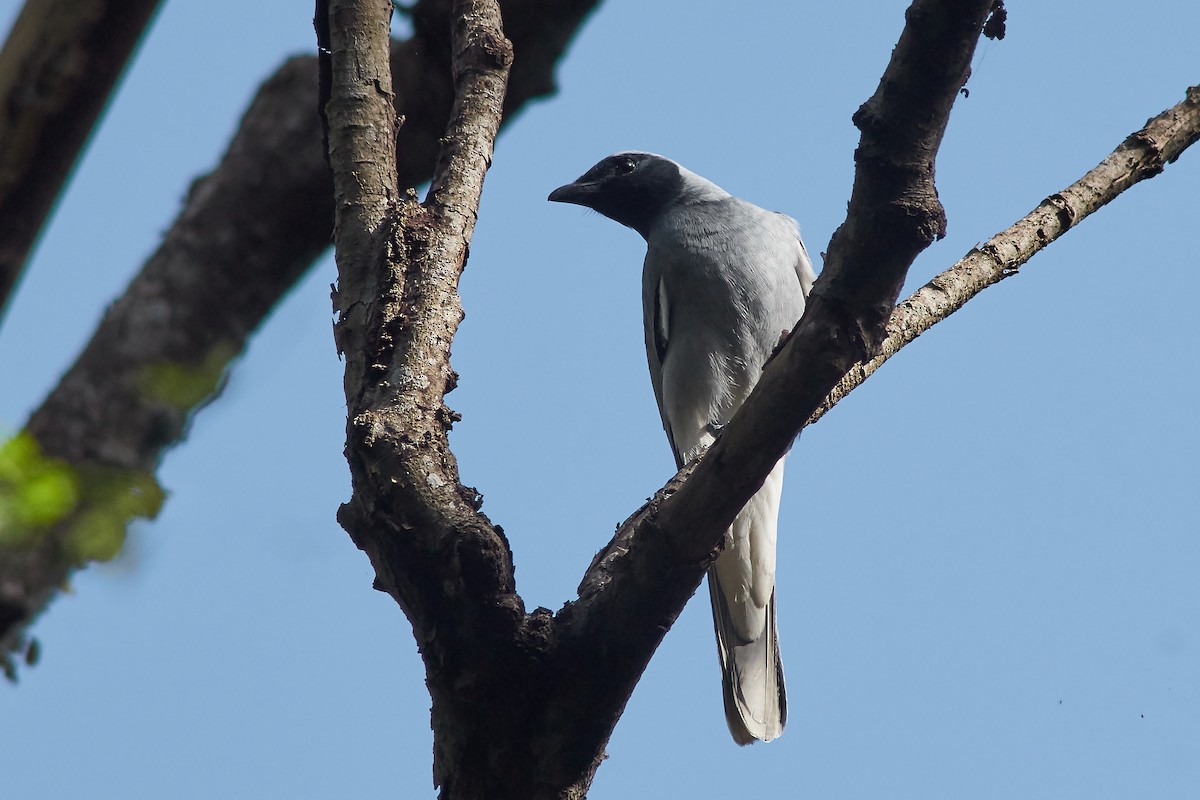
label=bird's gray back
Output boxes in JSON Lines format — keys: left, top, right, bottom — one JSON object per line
{"left": 642, "top": 196, "right": 812, "bottom": 463}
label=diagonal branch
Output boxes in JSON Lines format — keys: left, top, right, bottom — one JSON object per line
{"left": 552, "top": 43, "right": 1200, "bottom": 798}
{"left": 2, "top": 52, "right": 333, "bottom": 672}
{"left": 811, "top": 84, "right": 1200, "bottom": 423}
{"left": 559, "top": 48, "right": 1200, "bottom": 758}
{"left": 535, "top": 0, "right": 998, "bottom": 792}
{"left": 0, "top": 0, "right": 163, "bottom": 325}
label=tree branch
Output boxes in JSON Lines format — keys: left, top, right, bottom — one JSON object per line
{"left": 1, "top": 52, "right": 331, "bottom": 673}
{"left": 342, "top": 3, "right": 1196, "bottom": 795}
{"left": 0, "top": 0, "right": 163, "bottom": 324}
{"left": 323, "top": 1, "right": 528, "bottom": 795}
{"left": 555, "top": 31, "right": 1200, "bottom": 771}
{"left": 811, "top": 84, "right": 1200, "bottom": 422}
{"left": 552, "top": 0, "right": 996, "bottom": 785}
{"left": 551, "top": 33, "right": 1200, "bottom": 796}
{"left": 7, "top": 0, "right": 1194, "bottom": 792}
{"left": 0, "top": 0, "right": 600, "bottom": 671}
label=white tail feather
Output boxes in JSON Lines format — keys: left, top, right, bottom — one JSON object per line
{"left": 708, "top": 458, "right": 787, "bottom": 744}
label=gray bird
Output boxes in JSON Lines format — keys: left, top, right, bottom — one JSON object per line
{"left": 549, "top": 152, "right": 815, "bottom": 744}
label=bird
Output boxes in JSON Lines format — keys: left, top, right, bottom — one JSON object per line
{"left": 548, "top": 152, "right": 815, "bottom": 744}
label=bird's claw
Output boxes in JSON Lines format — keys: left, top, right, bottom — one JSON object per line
{"left": 767, "top": 328, "right": 792, "bottom": 361}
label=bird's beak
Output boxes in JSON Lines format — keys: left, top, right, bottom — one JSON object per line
{"left": 547, "top": 181, "right": 595, "bottom": 205}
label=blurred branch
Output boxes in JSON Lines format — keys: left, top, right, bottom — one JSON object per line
{"left": 0, "top": 0, "right": 601, "bottom": 671}
{"left": 1, "top": 51, "right": 329, "bottom": 675}
{"left": 811, "top": 84, "right": 1200, "bottom": 423}
{"left": 0, "top": 0, "right": 163, "bottom": 325}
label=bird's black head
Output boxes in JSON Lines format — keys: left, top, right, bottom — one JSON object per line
{"left": 548, "top": 152, "right": 685, "bottom": 237}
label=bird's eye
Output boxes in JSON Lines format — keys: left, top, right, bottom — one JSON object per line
{"left": 615, "top": 157, "right": 637, "bottom": 175}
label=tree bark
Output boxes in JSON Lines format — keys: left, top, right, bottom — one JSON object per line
{"left": 322, "top": 0, "right": 532, "bottom": 796}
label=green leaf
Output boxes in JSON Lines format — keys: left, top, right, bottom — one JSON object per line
{"left": 0, "top": 433, "right": 80, "bottom": 544}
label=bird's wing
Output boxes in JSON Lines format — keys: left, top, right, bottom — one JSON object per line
{"left": 642, "top": 249, "right": 682, "bottom": 467}
{"left": 774, "top": 211, "right": 817, "bottom": 299}
{"left": 642, "top": 242, "right": 732, "bottom": 467}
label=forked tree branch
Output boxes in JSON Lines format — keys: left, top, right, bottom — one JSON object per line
{"left": 0, "top": 0, "right": 163, "bottom": 324}
{"left": 551, "top": 3, "right": 997, "bottom": 784}
{"left": 0, "top": 0, "right": 600, "bottom": 669}
{"left": 546, "top": 67, "right": 1200, "bottom": 800}
{"left": 551, "top": 88, "right": 1200, "bottom": 782}
{"left": 321, "top": 1, "right": 994, "bottom": 797}
{"left": 321, "top": 1, "right": 524, "bottom": 797}
{"left": 811, "top": 84, "right": 1200, "bottom": 422}
{"left": 4, "top": 0, "right": 1195, "bottom": 792}
{"left": 314, "top": 2, "right": 1198, "bottom": 796}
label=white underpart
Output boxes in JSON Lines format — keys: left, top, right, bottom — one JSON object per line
{"left": 713, "top": 462, "right": 783, "bottom": 639}
{"left": 713, "top": 459, "right": 785, "bottom": 738}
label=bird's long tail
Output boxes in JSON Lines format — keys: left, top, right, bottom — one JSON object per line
{"left": 707, "top": 458, "right": 787, "bottom": 745}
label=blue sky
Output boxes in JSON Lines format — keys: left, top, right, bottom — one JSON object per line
{"left": 2, "top": 1, "right": 1197, "bottom": 797}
